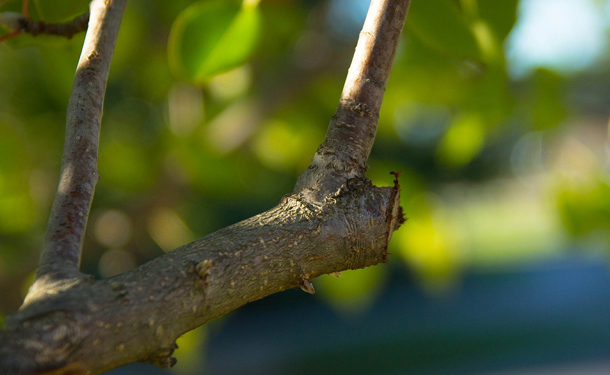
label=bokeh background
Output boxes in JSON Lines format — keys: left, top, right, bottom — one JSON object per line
{"left": 2, "top": 0, "right": 610, "bottom": 374}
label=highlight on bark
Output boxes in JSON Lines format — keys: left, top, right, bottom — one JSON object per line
{"left": 0, "top": 1, "right": 412, "bottom": 374}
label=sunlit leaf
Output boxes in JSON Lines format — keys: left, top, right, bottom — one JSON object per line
{"left": 168, "top": 0, "right": 261, "bottom": 83}
{"left": 436, "top": 113, "right": 486, "bottom": 167}
{"left": 556, "top": 179, "right": 610, "bottom": 239}
{"left": 317, "top": 267, "right": 386, "bottom": 316}
{"left": 394, "top": 194, "right": 461, "bottom": 293}
{"left": 252, "top": 119, "right": 320, "bottom": 173}
{"left": 407, "top": 0, "right": 482, "bottom": 60}
{"left": 174, "top": 326, "right": 207, "bottom": 373}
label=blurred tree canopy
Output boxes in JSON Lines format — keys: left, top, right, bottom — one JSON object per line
{"left": 1, "top": 0, "right": 610, "bottom": 331}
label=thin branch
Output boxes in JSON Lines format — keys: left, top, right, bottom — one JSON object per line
{"left": 0, "top": 11, "right": 89, "bottom": 40}
{"left": 26, "top": 0, "right": 127, "bottom": 298}
{"left": 295, "top": 0, "right": 411, "bottom": 199}
{"left": 22, "top": 12, "right": 90, "bottom": 38}
{"left": 0, "top": 29, "right": 20, "bottom": 42}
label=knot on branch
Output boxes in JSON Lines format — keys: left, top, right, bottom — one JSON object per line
{"left": 340, "top": 99, "right": 378, "bottom": 119}
{"left": 299, "top": 277, "right": 315, "bottom": 294}
{"left": 325, "top": 177, "right": 372, "bottom": 203}
{"left": 280, "top": 193, "right": 322, "bottom": 220}
{"left": 195, "top": 259, "right": 213, "bottom": 286}
{"left": 149, "top": 342, "right": 178, "bottom": 369}
{"left": 357, "top": 76, "right": 385, "bottom": 89}
{"left": 111, "top": 281, "right": 128, "bottom": 298}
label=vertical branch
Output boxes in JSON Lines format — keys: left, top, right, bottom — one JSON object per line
{"left": 30, "top": 0, "right": 127, "bottom": 289}
{"left": 295, "top": 0, "right": 411, "bottom": 198}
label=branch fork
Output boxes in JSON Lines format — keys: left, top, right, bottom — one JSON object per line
{"left": 0, "top": 1, "right": 411, "bottom": 374}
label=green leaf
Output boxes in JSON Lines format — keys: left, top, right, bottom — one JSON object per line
{"left": 33, "top": 0, "right": 90, "bottom": 22}
{"left": 436, "top": 113, "right": 486, "bottom": 167}
{"left": 407, "top": 0, "right": 482, "bottom": 60}
{"left": 530, "top": 69, "right": 566, "bottom": 130}
{"left": 556, "top": 179, "right": 610, "bottom": 239}
{"left": 168, "top": 0, "right": 261, "bottom": 83}
{"left": 477, "top": 0, "right": 519, "bottom": 41}
{"left": 317, "top": 267, "right": 386, "bottom": 316}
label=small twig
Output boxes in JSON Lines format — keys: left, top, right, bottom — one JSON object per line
{"left": 21, "top": 12, "right": 90, "bottom": 38}
{"left": 22, "top": 0, "right": 29, "bottom": 18}
{"left": 0, "top": 29, "right": 20, "bottom": 41}
{"left": 295, "top": 0, "right": 411, "bottom": 198}
{"left": 25, "top": 0, "right": 127, "bottom": 302}
{"left": 0, "top": 6, "right": 89, "bottom": 41}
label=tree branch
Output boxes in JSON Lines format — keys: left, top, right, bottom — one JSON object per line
{"left": 25, "top": 0, "right": 126, "bottom": 300}
{"left": 2, "top": 180, "right": 403, "bottom": 374}
{"left": 0, "top": 11, "right": 89, "bottom": 40}
{"left": 0, "top": 0, "right": 410, "bottom": 374}
{"left": 295, "top": 0, "right": 411, "bottom": 200}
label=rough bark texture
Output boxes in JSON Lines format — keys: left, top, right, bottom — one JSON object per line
{"left": 0, "top": 0, "right": 411, "bottom": 374}
{"left": 32, "top": 0, "right": 124, "bottom": 286}
{"left": 295, "top": 0, "right": 410, "bottom": 200}
{"left": 2, "top": 179, "right": 403, "bottom": 374}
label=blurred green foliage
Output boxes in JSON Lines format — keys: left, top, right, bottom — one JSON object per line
{"left": 407, "top": 0, "right": 482, "bottom": 60}
{"left": 1, "top": 0, "right": 610, "bottom": 355}
{"left": 557, "top": 177, "right": 610, "bottom": 241}
{"left": 32, "top": 0, "right": 90, "bottom": 22}
{"left": 168, "top": 0, "right": 261, "bottom": 83}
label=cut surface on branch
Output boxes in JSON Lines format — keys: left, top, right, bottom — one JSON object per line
{"left": 4, "top": 178, "right": 402, "bottom": 374}
{"left": 0, "top": 0, "right": 411, "bottom": 374}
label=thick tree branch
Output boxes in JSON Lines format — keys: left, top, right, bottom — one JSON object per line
{"left": 0, "top": 0, "right": 410, "bottom": 374}
{"left": 2, "top": 180, "right": 402, "bottom": 374}
{"left": 26, "top": 0, "right": 126, "bottom": 298}
{"left": 295, "top": 0, "right": 411, "bottom": 200}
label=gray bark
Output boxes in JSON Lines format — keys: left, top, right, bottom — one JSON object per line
{"left": 0, "top": 0, "right": 411, "bottom": 374}
{"left": 33, "top": 0, "right": 125, "bottom": 285}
